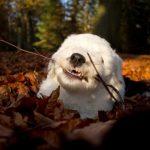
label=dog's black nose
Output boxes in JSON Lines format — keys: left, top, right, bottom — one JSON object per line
{"left": 70, "top": 53, "right": 85, "bottom": 67}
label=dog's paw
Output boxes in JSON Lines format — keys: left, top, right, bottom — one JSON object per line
{"left": 37, "top": 92, "right": 44, "bottom": 99}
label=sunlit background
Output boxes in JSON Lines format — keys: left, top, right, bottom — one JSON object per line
{"left": 0, "top": 0, "right": 150, "bottom": 54}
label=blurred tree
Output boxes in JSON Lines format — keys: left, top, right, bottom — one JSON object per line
{"left": 64, "top": 0, "right": 80, "bottom": 33}
{"left": 0, "top": 0, "right": 10, "bottom": 40}
{"left": 93, "top": 0, "right": 150, "bottom": 54}
{"left": 11, "top": 0, "right": 43, "bottom": 49}
{"left": 65, "top": 0, "right": 98, "bottom": 33}
{"left": 121, "top": 0, "right": 150, "bottom": 54}
{"left": 34, "top": 0, "right": 66, "bottom": 51}
{"left": 0, "top": 0, "right": 42, "bottom": 49}
{"left": 1, "top": 0, "right": 149, "bottom": 53}
{"left": 93, "top": 0, "right": 124, "bottom": 51}
{"left": 78, "top": 0, "right": 99, "bottom": 32}
{"left": 34, "top": 0, "right": 99, "bottom": 51}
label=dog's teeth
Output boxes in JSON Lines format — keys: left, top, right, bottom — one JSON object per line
{"left": 64, "top": 69, "right": 84, "bottom": 79}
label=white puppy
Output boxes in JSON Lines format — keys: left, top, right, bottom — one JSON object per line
{"left": 37, "top": 34, "right": 125, "bottom": 119}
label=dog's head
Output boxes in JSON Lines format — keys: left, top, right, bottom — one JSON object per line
{"left": 49, "top": 34, "right": 119, "bottom": 92}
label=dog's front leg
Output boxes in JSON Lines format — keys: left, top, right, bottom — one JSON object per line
{"left": 37, "top": 77, "right": 59, "bottom": 98}
{"left": 37, "top": 60, "right": 59, "bottom": 98}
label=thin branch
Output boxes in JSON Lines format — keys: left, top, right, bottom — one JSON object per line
{"left": 33, "top": 47, "right": 42, "bottom": 55}
{"left": 0, "top": 39, "right": 51, "bottom": 60}
{"left": 87, "top": 53, "right": 122, "bottom": 102}
{"left": 106, "top": 84, "right": 123, "bottom": 102}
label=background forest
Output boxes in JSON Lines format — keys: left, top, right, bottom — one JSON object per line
{"left": 0, "top": 0, "right": 150, "bottom": 54}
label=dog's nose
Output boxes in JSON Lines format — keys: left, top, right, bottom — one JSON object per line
{"left": 70, "top": 53, "right": 85, "bottom": 67}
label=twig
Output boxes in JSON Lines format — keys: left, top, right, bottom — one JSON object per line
{"left": 0, "top": 39, "right": 51, "bottom": 60}
{"left": 87, "top": 53, "right": 122, "bottom": 102}
{"left": 106, "top": 84, "right": 124, "bottom": 102}
{"left": 33, "top": 47, "right": 42, "bottom": 55}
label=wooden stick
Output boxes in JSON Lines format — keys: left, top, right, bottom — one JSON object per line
{"left": 87, "top": 53, "right": 122, "bottom": 102}
{"left": 106, "top": 84, "right": 123, "bottom": 102}
{"left": 0, "top": 39, "right": 51, "bottom": 60}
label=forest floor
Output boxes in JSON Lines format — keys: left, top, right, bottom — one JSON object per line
{"left": 0, "top": 51, "right": 149, "bottom": 149}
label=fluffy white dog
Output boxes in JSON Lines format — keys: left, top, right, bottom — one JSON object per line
{"left": 37, "top": 34, "right": 125, "bottom": 119}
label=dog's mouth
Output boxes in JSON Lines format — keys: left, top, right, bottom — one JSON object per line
{"left": 63, "top": 69, "right": 84, "bottom": 80}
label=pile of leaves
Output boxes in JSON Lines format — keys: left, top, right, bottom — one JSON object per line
{"left": 122, "top": 55, "right": 150, "bottom": 81}
{"left": 0, "top": 51, "right": 149, "bottom": 149}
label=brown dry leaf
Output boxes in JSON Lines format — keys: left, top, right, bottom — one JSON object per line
{"left": 0, "top": 51, "right": 150, "bottom": 149}
{"left": 75, "top": 119, "right": 96, "bottom": 129}
{"left": 0, "top": 124, "right": 13, "bottom": 138}
{"left": 0, "top": 114, "right": 12, "bottom": 128}
{"left": 72, "top": 120, "right": 115, "bottom": 145}
{"left": 0, "top": 85, "right": 11, "bottom": 107}
{"left": 36, "top": 96, "right": 50, "bottom": 114}
{"left": 122, "top": 56, "right": 150, "bottom": 81}
{"left": 44, "top": 87, "right": 64, "bottom": 120}
{"left": 29, "top": 85, "right": 38, "bottom": 93}
{"left": 34, "top": 111, "right": 66, "bottom": 129}
{"left": 6, "top": 76, "right": 16, "bottom": 83}
{"left": 0, "top": 85, "right": 8, "bottom": 96}
{"left": 15, "top": 73, "right": 26, "bottom": 82}
{"left": 62, "top": 109, "right": 80, "bottom": 120}
{"left": 0, "top": 76, "right": 7, "bottom": 85}
{"left": 33, "top": 111, "right": 47, "bottom": 125}
{"left": 13, "top": 112, "right": 28, "bottom": 128}
{"left": 16, "top": 82, "right": 29, "bottom": 96}
{"left": 49, "top": 86, "right": 60, "bottom": 102}
{"left": 44, "top": 99, "right": 64, "bottom": 120}
{"left": 60, "top": 118, "right": 81, "bottom": 133}
{"left": 0, "top": 72, "right": 39, "bottom": 99}
{"left": 7, "top": 82, "right": 29, "bottom": 97}
{"left": 25, "top": 72, "right": 39, "bottom": 87}
{"left": 31, "top": 129, "right": 61, "bottom": 148}
{"left": 14, "top": 97, "right": 37, "bottom": 116}
{"left": 24, "top": 71, "right": 40, "bottom": 95}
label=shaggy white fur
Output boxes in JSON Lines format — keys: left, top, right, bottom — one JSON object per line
{"left": 37, "top": 34, "right": 125, "bottom": 119}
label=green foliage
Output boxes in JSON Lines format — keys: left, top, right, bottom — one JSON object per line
{"left": 34, "top": 0, "right": 98, "bottom": 51}
{"left": 0, "top": 0, "right": 98, "bottom": 51}
{"left": 34, "top": 0, "right": 66, "bottom": 51}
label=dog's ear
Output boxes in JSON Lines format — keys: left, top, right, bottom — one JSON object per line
{"left": 112, "top": 53, "right": 125, "bottom": 100}
{"left": 37, "top": 59, "right": 59, "bottom": 98}
{"left": 47, "top": 59, "right": 56, "bottom": 78}
{"left": 113, "top": 53, "right": 123, "bottom": 82}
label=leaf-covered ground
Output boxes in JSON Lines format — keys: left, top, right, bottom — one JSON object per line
{"left": 0, "top": 51, "right": 149, "bottom": 149}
